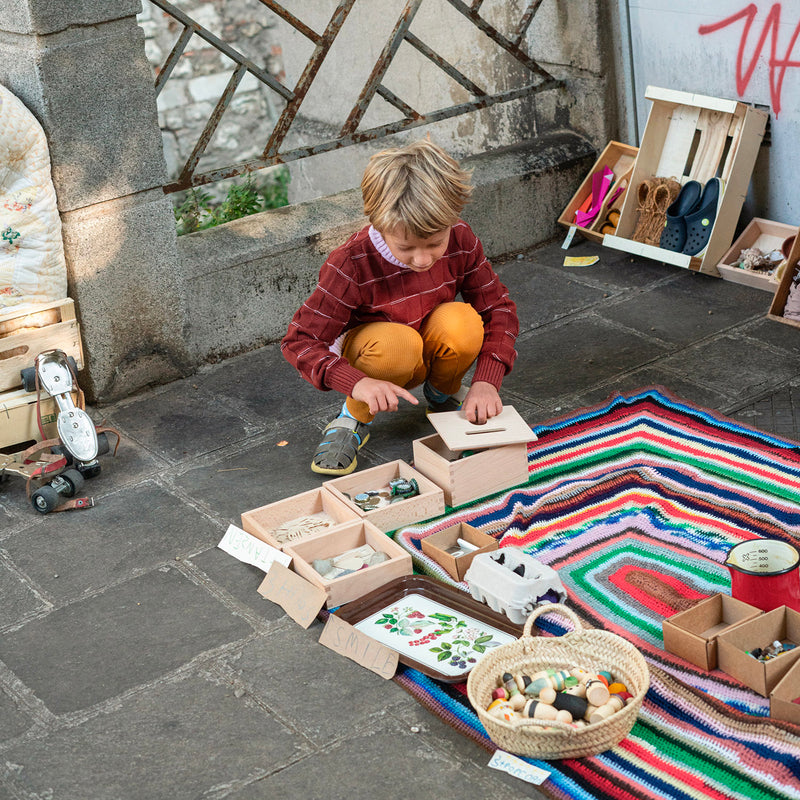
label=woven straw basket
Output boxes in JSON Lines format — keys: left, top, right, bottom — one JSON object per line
{"left": 466, "top": 604, "right": 649, "bottom": 760}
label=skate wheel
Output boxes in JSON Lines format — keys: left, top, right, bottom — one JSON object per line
{"left": 31, "top": 485, "right": 61, "bottom": 514}
{"left": 21, "top": 366, "right": 36, "bottom": 393}
{"left": 60, "top": 468, "right": 85, "bottom": 497}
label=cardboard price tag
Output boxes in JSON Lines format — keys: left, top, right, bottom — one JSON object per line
{"left": 319, "top": 613, "right": 398, "bottom": 679}
{"left": 218, "top": 524, "right": 291, "bottom": 573}
{"left": 257, "top": 562, "right": 326, "bottom": 628}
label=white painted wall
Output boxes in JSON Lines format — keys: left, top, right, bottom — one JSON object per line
{"left": 623, "top": 0, "right": 800, "bottom": 225}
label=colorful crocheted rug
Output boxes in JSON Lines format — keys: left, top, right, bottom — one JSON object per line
{"left": 392, "top": 387, "right": 800, "bottom": 800}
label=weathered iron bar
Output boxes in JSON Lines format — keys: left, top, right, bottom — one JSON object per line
{"left": 339, "top": 0, "right": 424, "bottom": 137}
{"left": 254, "top": 0, "right": 321, "bottom": 44}
{"left": 445, "top": 0, "right": 554, "bottom": 82}
{"left": 176, "top": 65, "right": 247, "bottom": 187}
{"left": 165, "top": 77, "right": 560, "bottom": 192}
{"left": 511, "top": 0, "right": 546, "bottom": 48}
{"left": 148, "top": 0, "right": 294, "bottom": 101}
{"left": 263, "top": 0, "right": 357, "bottom": 160}
{"left": 471, "top": 0, "right": 484, "bottom": 11}
{"left": 404, "top": 31, "right": 486, "bottom": 98}
{"left": 376, "top": 85, "right": 421, "bottom": 120}
{"left": 154, "top": 25, "right": 193, "bottom": 96}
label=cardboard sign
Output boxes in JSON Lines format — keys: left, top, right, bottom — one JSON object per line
{"left": 488, "top": 750, "right": 550, "bottom": 785}
{"left": 319, "top": 613, "right": 398, "bottom": 679}
{"left": 218, "top": 524, "right": 291, "bottom": 573}
{"left": 257, "top": 562, "right": 326, "bottom": 628}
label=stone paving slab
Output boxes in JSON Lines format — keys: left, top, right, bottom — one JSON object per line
{"left": 2, "top": 482, "right": 223, "bottom": 604}
{"left": 1, "top": 567, "right": 252, "bottom": 715}
{"left": 0, "top": 673, "right": 305, "bottom": 800}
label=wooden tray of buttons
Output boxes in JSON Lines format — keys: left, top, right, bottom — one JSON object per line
{"left": 335, "top": 575, "right": 522, "bottom": 683}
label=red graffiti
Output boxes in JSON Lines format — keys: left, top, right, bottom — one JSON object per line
{"left": 698, "top": 3, "right": 800, "bottom": 116}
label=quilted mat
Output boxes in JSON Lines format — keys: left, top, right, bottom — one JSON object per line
{"left": 392, "top": 387, "right": 800, "bottom": 799}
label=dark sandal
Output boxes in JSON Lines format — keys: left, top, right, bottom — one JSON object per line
{"left": 311, "top": 415, "right": 370, "bottom": 475}
{"left": 659, "top": 180, "right": 701, "bottom": 252}
{"left": 682, "top": 177, "right": 723, "bottom": 256}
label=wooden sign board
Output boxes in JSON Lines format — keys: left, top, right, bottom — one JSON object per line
{"left": 426, "top": 405, "right": 535, "bottom": 451}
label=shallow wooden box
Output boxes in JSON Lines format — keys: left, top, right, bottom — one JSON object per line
{"left": 323, "top": 460, "right": 445, "bottom": 533}
{"left": 558, "top": 141, "right": 638, "bottom": 244}
{"left": 767, "top": 231, "right": 800, "bottom": 329}
{"left": 284, "top": 519, "right": 412, "bottom": 608}
{"left": 603, "top": 86, "right": 768, "bottom": 276}
{"left": 0, "top": 387, "right": 77, "bottom": 451}
{"left": 240, "top": 486, "right": 360, "bottom": 551}
{"left": 716, "top": 218, "right": 794, "bottom": 292}
{"left": 412, "top": 434, "right": 528, "bottom": 508}
{"left": 0, "top": 298, "right": 83, "bottom": 393}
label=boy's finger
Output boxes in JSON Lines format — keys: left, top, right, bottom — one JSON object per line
{"left": 397, "top": 387, "right": 419, "bottom": 405}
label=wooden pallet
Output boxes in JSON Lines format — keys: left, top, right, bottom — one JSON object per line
{"left": 603, "top": 86, "right": 768, "bottom": 276}
{"left": 0, "top": 298, "right": 83, "bottom": 394}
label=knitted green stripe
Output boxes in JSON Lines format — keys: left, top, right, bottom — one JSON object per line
{"left": 635, "top": 718, "right": 786, "bottom": 799}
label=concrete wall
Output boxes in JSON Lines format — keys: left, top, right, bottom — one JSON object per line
{"left": 0, "top": 0, "right": 611, "bottom": 402}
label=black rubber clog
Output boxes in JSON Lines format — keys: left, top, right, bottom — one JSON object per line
{"left": 659, "top": 180, "right": 702, "bottom": 252}
{"left": 682, "top": 178, "right": 723, "bottom": 256}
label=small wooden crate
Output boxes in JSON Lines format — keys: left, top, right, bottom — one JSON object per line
{"left": 420, "top": 522, "right": 498, "bottom": 581}
{"left": 241, "top": 486, "right": 360, "bottom": 551}
{"left": 767, "top": 230, "right": 800, "bottom": 328}
{"left": 603, "top": 86, "right": 768, "bottom": 276}
{"left": 0, "top": 298, "right": 83, "bottom": 393}
{"left": 412, "top": 433, "right": 528, "bottom": 508}
{"left": 323, "top": 460, "right": 445, "bottom": 533}
{"left": 716, "top": 218, "right": 794, "bottom": 292}
{"left": 0, "top": 388, "right": 63, "bottom": 450}
{"left": 558, "top": 141, "right": 638, "bottom": 244}
{"left": 284, "top": 519, "right": 413, "bottom": 608}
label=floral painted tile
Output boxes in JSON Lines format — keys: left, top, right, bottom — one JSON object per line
{"left": 353, "top": 593, "right": 516, "bottom": 678}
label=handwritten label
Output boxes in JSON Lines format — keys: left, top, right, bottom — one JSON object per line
{"left": 319, "top": 613, "right": 398, "bottom": 679}
{"left": 561, "top": 225, "right": 577, "bottom": 249}
{"left": 217, "top": 524, "right": 291, "bottom": 573}
{"left": 257, "top": 562, "right": 327, "bottom": 628}
{"left": 488, "top": 750, "right": 550, "bottom": 785}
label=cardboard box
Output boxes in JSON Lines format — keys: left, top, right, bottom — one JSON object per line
{"left": 420, "top": 522, "right": 498, "bottom": 582}
{"left": 240, "top": 486, "right": 360, "bottom": 551}
{"left": 716, "top": 606, "right": 800, "bottom": 696}
{"left": 716, "top": 218, "right": 794, "bottom": 292}
{"left": 558, "top": 141, "right": 638, "bottom": 244}
{"left": 323, "top": 460, "right": 445, "bottom": 533}
{"left": 770, "top": 657, "right": 800, "bottom": 724}
{"left": 603, "top": 86, "right": 768, "bottom": 276}
{"left": 662, "top": 594, "right": 762, "bottom": 670}
{"left": 412, "top": 433, "right": 528, "bottom": 508}
{"left": 284, "top": 519, "right": 412, "bottom": 607}
{"left": 768, "top": 230, "right": 800, "bottom": 330}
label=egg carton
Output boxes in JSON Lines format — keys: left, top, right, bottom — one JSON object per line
{"left": 464, "top": 548, "right": 567, "bottom": 625}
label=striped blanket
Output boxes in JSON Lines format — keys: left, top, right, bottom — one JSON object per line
{"left": 393, "top": 388, "right": 800, "bottom": 799}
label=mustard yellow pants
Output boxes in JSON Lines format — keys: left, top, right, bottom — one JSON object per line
{"left": 341, "top": 301, "right": 484, "bottom": 423}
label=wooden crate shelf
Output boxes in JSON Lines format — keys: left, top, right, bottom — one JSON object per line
{"left": 603, "top": 86, "right": 768, "bottom": 276}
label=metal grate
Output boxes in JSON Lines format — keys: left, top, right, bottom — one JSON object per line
{"left": 147, "top": 0, "right": 562, "bottom": 193}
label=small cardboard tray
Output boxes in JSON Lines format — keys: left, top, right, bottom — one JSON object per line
{"left": 716, "top": 217, "right": 794, "bottom": 292}
{"left": 662, "top": 594, "right": 762, "bottom": 671}
{"left": 241, "top": 486, "right": 360, "bottom": 550}
{"left": 770, "top": 656, "right": 800, "bottom": 725}
{"left": 283, "top": 519, "right": 412, "bottom": 608}
{"left": 420, "top": 522, "right": 498, "bottom": 582}
{"left": 323, "top": 460, "right": 445, "bottom": 533}
{"left": 426, "top": 405, "right": 534, "bottom": 452}
{"left": 716, "top": 605, "right": 800, "bottom": 696}
{"left": 335, "top": 575, "right": 522, "bottom": 682}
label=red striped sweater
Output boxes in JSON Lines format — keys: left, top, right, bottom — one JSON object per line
{"left": 281, "top": 221, "right": 518, "bottom": 396}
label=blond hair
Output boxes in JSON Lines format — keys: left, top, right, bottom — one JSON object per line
{"left": 361, "top": 139, "right": 473, "bottom": 237}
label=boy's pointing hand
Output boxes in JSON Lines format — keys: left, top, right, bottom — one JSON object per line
{"left": 352, "top": 377, "right": 419, "bottom": 416}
